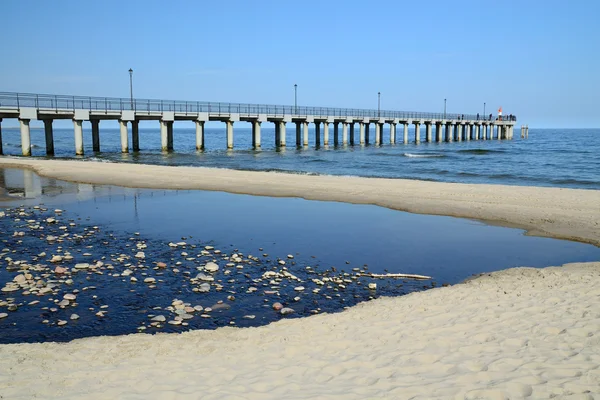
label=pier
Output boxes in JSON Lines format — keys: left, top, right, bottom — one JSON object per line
{"left": 0, "top": 92, "right": 516, "bottom": 156}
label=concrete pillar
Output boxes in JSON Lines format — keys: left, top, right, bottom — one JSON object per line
{"left": 435, "top": 123, "right": 442, "bottom": 142}
{"left": 167, "top": 121, "right": 174, "bottom": 150}
{"left": 466, "top": 125, "right": 471, "bottom": 141}
{"left": 0, "top": 119, "right": 3, "bottom": 155}
{"left": 426, "top": 123, "right": 432, "bottom": 143}
{"left": 119, "top": 120, "right": 128, "bottom": 153}
{"left": 295, "top": 122, "right": 302, "bottom": 146}
{"left": 445, "top": 123, "right": 453, "bottom": 142}
{"left": 342, "top": 123, "right": 348, "bottom": 145}
{"left": 333, "top": 122, "right": 339, "bottom": 145}
{"left": 252, "top": 121, "right": 261, "bottom": 148}
{"left": 279, "top": 121, "right": 286, "bottom": 147}
{"left": 359, "top": 122, "right": 365, "bottom": 145}
{"left": 196, "top": 120, "right": 205, "bottom": 150}
{"left": 73, "top": 120, "right": 84, "bottom": 155}
{"left": 302, "top": 122, "right": 309, "bottom": 146}
{"left": 475, "top": 125, "right": 480, "bottom": 140}
{"left": 160, "top": 120, "right": 168, "bottom": 151}
{"left": 323, "top": 122, "right": 329, "bottom": 146}
{"left": 457, "top": 124, "right": 463, "bottom": 142}
{"left": 315, "top": 122, "right": 321, "bottom": 146}
{"left": 374, "top": 123, "right": 380, "bottom": 145}
{"left": 497, "top": 125, "right": 502, "bottom": 140}
{"left": 91, "top": 120, "right": 100, "bottom": 152}
{"left": 349, "top": 123, "right": 355, "bottom": 145}
{"left": 390, "top": 123, "right": 396, "bottom": 144}
{"left": 403, "top": 123, "right": 408, "bottom": 144}
{"left": 226, "top": 120, "right": 234, "bottom": 149}
{"left": 364, "top": 124, "right": 370, "bottom": 144}
{"left": 20, "top": 119, "right": 31, "bottom": 156}
{"left": 44, "top": 119, "right": 55, "bottom": 155}
{"left": 132, "top": 120, "right": 140, "bottom": 152}
{"left": 414, "top": 122, "right": 421, "bottom": 144}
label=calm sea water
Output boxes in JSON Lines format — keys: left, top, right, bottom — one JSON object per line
{"left": 1, "top": 126, "right": 599, "bottom": 189}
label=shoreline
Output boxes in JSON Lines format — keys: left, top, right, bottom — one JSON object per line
{"left": 1, "top": 261, "right": 599, "bottom": 398}
{"left": 1, "top": 157, "right": 599, "bottom": 246}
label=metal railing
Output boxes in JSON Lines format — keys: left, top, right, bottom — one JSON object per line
{"left": 0, "top": 92, "right": 516, "bottom": 122}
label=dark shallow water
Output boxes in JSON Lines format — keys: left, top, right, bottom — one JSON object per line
{"left": 1, "top": 126, "right": 599, "bottom": 189}
{"left": 1, "top": 168, "right": 599, "bottom": 344}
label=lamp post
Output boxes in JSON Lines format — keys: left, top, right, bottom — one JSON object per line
{"left": 444, "top": 98, "right": 447, "bottom": 119}
{"left": 128, "top": 68, "right": 134, "bottom": 110}
{"left": 378, "top": 91, "right": 381, "bottom": 117}
{"left": 294, "top": 84, "right": 297, "bottom": 114}
{"left": 483, "top": 102, "right": 486, "bottom": 117}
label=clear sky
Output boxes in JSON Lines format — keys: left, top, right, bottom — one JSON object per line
{"left": 1, "top": 0, "right": 598, "bottom": 128}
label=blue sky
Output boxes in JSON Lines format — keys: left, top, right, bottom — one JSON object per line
{"left": 1, "top": 0, "right": 598, "bottom": 128}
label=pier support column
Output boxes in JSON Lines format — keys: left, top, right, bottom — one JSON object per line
{"left": 342, "top": 123, "right": 348, "bottom": 145}
{"left": 359, "top": 122, "right": 365, "bottom": 145}
{"left": 44, "top": 119, "right": 55, "bottom": 155}
{"left": 196, "top": 120, "right": 205, "bottom": 150}
{"left": 435, "top": 123, "right": 442, "bottom": 142}
{"left": 333, "top": 122, "right": 339, "bottom": 145}
{"left": 475, "top": 125, "right": 481, "bottom": 140}
{"left": 315, "top": 122, "right": 321, "bottom": 146}
{"left": 426, "top": 123, "right": 432, "bottom": 143}
{"left": 160, "top": 120, "right": 168, "bottom": 151}
{"left": 466, "top": 124, "right": 471, "bottom": 141}
{"left": 457, "top": 124, "right": 463, "bottom": 142}
{"left": 119, "top": 120, "right": 128, "bottom": 153}
{"left": 414, "top": 122, "right": 421, "bottom": 144}
{"left": 226, "top": 121, "right": 234, "bottom": 149}
{"left": 91, "top": 120, "right": 100, "bottom": 152}
{"left": 498, "top": 125, "right": 503, "bottom": 140}
{"left": 0, "top": 119, "right": 3, "bottom": 155}
{"left": 364, "top": 124, "right": 370, "bottom": 144}
{"left": 302, "top": 122, "right": 309, "bottom": 146}
{"left": 349, "top": 123, "right": 355, "bottom": 145}
{"left": 323, "top": 122, "right": 329, "bottom": 146}
{"left": 252, "top": 121, "right": 261, "bottom": 149}
{"left": 445, "top": 123, "right": 453, "bottom": 142}
{"left": 131, "top": 120, "right": 140, "bottom": 152}
{"left": 73, "top": 120, "right": 84, "bottom": 155}
{"left": 390, "top": 123, "right": 396, "bottom": 144}
{"left": 295, "top": 122, "right": 302, "bottom": 146}
{"left": 374, "top": 123, "right": 381, "bottom": 145}
{"left": 279, "top": 121, "right": 286, "bottom": 147}
{"left": 19, "top": 119, "right": 32, "bottom": 156}
{"left": 403, "top": 123, "right": 408, "bottom": 144}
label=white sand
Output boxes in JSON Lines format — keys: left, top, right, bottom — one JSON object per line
{"left": 1, "top": 158, "right": 599, "bottom": 246}
{"left": 0, "top": 262, "right": 598, "bottom": 399}
{"left": 0, "top": 158, "right": 599, "bottom": 399}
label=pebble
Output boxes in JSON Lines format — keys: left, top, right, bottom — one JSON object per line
{"left": 280, "top": 307, "right": 295, "bottom": 315}
{"left": 272, "top": 302, "right": 283, "bottom": 311}
{"left": 144, "top": 277, "right": 156, "bottom": 284}
{"left": 54, "top": 266, "right": 68, "bottom": 274}
{"left": 204, "top": 262, "right": 219, "bottom": 273}
{"left": 294, "top": 286, "right": 305, "bottom": 291}
{"left": 63, "top": 293, "right": 77, "bottom": 301}
{"left": 198, "top": 283, "right": 211, "bottom": 293}
{"left": 70, "top": 314, "right": 80, "bottom": 320}
{"left": 195, "top": 273, "right": 214, "bottom": 282}
{"left": 368, "top": 283, "right": 377, "bottom": 290}
{"left": 151, "top": 315, "right": 166, "bottom": 322}
{"left": 74, "top": 263, "right": 89, "bottom": 269}
{"left": 58, "top": 300, "right": 70, "bottom": 307}
{"left": 156, "top": 262, "right": 167, "bottom": 268}
{"left": 135, "top": 252, "right": 145, "bottom": 259}
{"left": 57, "top": 320, "right": 67, "bottom": 326}
{"left": 0, "top": 313, "right": 7, "bottom": 319}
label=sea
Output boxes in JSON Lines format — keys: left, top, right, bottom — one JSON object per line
{"left": 0, "top": 126, "right": 599, "bottom": 189}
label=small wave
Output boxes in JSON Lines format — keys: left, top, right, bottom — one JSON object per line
{"left": 30, "top": 144, "right": 41, "bottom": 149}
{"left": 403, "top": 153, "right": 445, "bottom": 158}
{"left": 262, "top": 168, "right": 320, "bottom": 176}
{"left": 457, "top": 149, "right": 505, "bottom": 155}
{"left": 84, "top": 157, "right": 115, "bottom": 163}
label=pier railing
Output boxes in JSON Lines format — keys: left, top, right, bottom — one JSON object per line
{"left": 0, "top": 92, "right": 515, "bottom": 121}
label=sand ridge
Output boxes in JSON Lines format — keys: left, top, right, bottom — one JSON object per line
{"left": 1, "top": 157, "right": 599, "bottom": 246}
{"left": 0, "top": 262, "right": 599, "bottom": 399}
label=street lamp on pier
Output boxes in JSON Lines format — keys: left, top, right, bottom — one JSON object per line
{"left": 444, "top": 98, "right": 447, "bottom": 119}
{"left": 378, "top": 92, "right": 381, "bottom": 117}
{"left": 294, "top": 84, "right": 297, "bottom": 114}
{"left": 128, "top": 68, "right": 134, "bottom": 110}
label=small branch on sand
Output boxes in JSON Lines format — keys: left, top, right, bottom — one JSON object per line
{"left": 360, "top": 273, "right": 432, "bottom": 280}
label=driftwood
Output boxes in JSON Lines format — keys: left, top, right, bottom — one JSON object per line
{"left": 360, "top": 273, "right": 432, "bottom": 280}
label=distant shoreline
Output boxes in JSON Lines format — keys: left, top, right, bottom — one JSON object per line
{"left": 1, "top": 157, "right": 598, "bottom": 247}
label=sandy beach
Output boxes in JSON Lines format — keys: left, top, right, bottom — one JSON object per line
{"left": 0, "top": 262, "right": 598, "bottom": 399}
{"left": 1, "top": 157, "right": 599, "bottom": 246}
{"left": 0, "top": 157, "right": 599, "bottom": 399}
